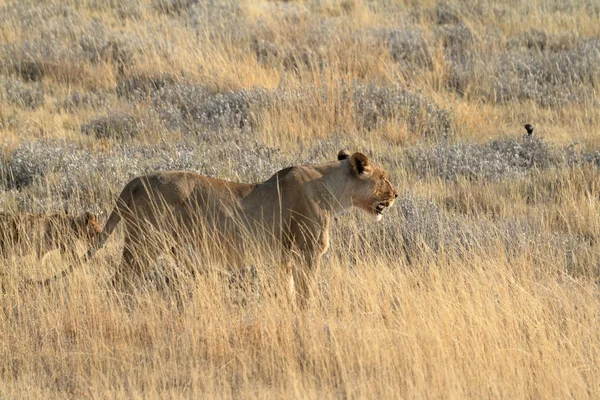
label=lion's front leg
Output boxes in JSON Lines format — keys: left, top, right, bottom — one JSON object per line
{"left": 291, "top": 252, "right": 321, "bottom": 309}
{"left": 279, "top": 250, "right": 296, "bottom": 305}
{"left": 279, "top": 247, "right": 314, "bottom": 308}
{"left": 290, "top": 230, "right": 328, "bottom": 308}
{"left": 281, "top": 216, "right": 330, "bottom": 309}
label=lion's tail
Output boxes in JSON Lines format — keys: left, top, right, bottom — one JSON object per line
{"left": 85, "top": 176, "right": 142, "bottom": 261}
{"left": 23, "top": 263, "right": 76, "bottom": 288}
{"left": 22, "top": 177, "right": 142, "bottom": 289}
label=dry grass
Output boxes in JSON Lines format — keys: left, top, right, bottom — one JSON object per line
{"left": 1, "top": 0, "right": 600, "bottom": 398}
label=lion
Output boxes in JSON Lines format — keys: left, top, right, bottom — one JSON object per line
{"left": 0, "top": 211, "right": 102, "bottom": 261}
{"left": 86, "top": 150, "right": 397, "bottom": 305}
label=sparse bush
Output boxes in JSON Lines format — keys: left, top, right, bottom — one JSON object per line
{"left": 436, "top": 22, "right": 474, "bottom": 63}
{"left": 394, "top": 194, "right": 444, "bottom": 261}
{"left": 434, "top": 0, "right": 463, "bottom": 25}
{"left": 388, "top": 28, "right": 432, "bottom": 68}
{"left": 444, "top": 31, "right": 600, "bottom": 106}
{"left": 346, "top": 193, "right": 526, "bottom": 264}
{"left": 435, "top": 21, "right": 479, "bottom": 96}
{"left": 86, "top": 0, "right": 142, "bottom": 19}
{"left": 487, "top": 38, "right": 600, "bottom": 106}
{"left": 57, "top": 90, "right": 109, "bottom": 112}
{"left": 0, "top": 141, "right": 100, "bottom": 192}
{"left": 76, "top": 21, "right": 111, "bottom": 63}
{"left": 0, "top": 41, "right": 59, "bottom": 81}
{"left": 281, "top": 46, "right": 325, "bottom": 73}
{"left": 11, "top": 59, "right": 45, "bottom": 82}
{"left": 116, "top": 72, "right": 176, "bottom": 100}
{"left": 152, "top": 83, "right": 272, "bottom": 134}
{"left": 252, "top": 38, "right": 282, "bottom": 66}
{"left": 374, "top": 192, "right": 597, "bottom": 272}
{"left": 81, "top": 113, "right": 144, "bottom": 140}
{"left": 122, "top": 80, "right": 456, "bottom": 139}
{"left": 579, "top": 150, "right": 600, "bottom": 168}
{"left": 96, "top": 40, "right": 135, "bottom": 73}
{"left": 0, "top": 12, "right": 136, "bottom": 84}
{"left": 405, "top": 136, "right": 555, "bottom": 181}
{"left": 0, "top": 3, "right": 78, "bottom": 35}
{"left": 250, "top": 37, "right": 326, "bottom": 73}
{"left": 3, "top": 79, "right": 45, "bottom": 109}
{"left": 506, "top": 29, "right": 576, "bottom": 52}
{"left": 153, "top": 0, "right": 198, "bottom": 15}
{"left": 0, "top": 42, "right": 88, "bottom": 85}
{"left": 368, "top": 28, "right": 432, "bottom": 70}
{"left": 352, "top": 83, "right": 455, "bottom": 138}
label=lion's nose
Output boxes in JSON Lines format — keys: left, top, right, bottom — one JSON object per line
{"left": 394, "top": 193, "right": 398, "bottom": 199}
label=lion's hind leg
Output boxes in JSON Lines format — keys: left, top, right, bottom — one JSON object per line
{"left": 109, "top": 222, "right": 160, "bottom": 291}
{"left": 109, "top": 242, "right": 141, "bottom": 293}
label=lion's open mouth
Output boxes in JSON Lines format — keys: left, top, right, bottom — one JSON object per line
{"left": 375, "top": 203, "right": 386, "bottom": 216}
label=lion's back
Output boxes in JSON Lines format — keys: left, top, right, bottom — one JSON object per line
{"left": 0, "top": 212, "right": 100, "bottom": 254}
{"left": 0, "top": 213, "right": 52, "bottom": 252}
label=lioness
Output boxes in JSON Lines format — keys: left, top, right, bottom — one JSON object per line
{"left": 0, "top": 211, "right": 102, "bottom": 259}
{"left": 88, "top": 150, "right": 397, "bottom": 304}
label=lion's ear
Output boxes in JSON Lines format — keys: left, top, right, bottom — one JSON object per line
{"left": 350, "top": 152, "right": 372, "bottom": 176}
{"left": 337, "top": 150, "right": 351, "bottom": 160}
{"left": 84, "top": 212, "right": 97, "bottom": 224}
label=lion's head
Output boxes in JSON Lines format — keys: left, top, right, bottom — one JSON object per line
{"left": 69, "top": 212, "right": 103, "bottom": 242}
{"left": 338, "top": 150, "right": 397, "bottom": 221}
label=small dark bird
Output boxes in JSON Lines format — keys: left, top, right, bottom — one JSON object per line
{"left": 524, "top": 124, "right": 534, "bottom": 136}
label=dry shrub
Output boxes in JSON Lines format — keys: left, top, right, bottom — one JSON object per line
{"left": 81, "top": 112, "right": 144, "bottom": 140}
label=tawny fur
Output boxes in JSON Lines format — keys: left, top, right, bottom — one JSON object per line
{"left": 89, "top": 150, "right": 397, "bottom": 305}
{"left": 0, "top": 211, "right": 102, "bottom": 259}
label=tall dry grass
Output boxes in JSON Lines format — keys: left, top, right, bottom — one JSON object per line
{"left": 1, "top": 0, "right": 600, "bottom": 398}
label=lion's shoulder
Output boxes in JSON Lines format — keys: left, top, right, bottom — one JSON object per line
{"left": 265, "top": 164, "right": 328, "bottom": 183}
{"left": 264, "top": 166, "right": 298, "bottom": 184}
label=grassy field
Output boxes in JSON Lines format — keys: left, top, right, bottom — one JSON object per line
{"left": 1, "top": 0, "right": 600, "bottom": 397}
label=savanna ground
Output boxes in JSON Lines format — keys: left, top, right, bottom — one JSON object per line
{"left": 1, "top": 0, "right": 600, "bottom": 397}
